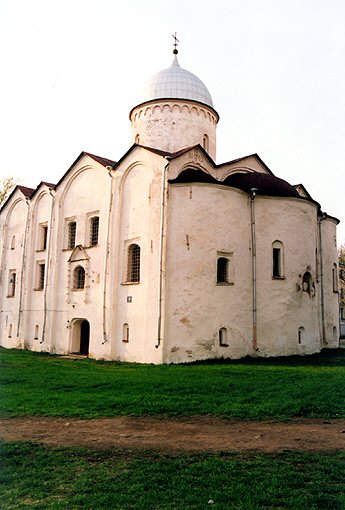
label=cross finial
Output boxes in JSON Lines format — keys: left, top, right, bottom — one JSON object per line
{"left": 172, "top": 32, "right": 179, "bottom": 54}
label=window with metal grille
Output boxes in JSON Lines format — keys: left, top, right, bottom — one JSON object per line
{"left": 68, "top": 221, "right": 76, "bottom": 249}
{"left": 217, "top": 257, "right": 229, "bottom": 283}
{"left": 74, "top": 266, "right": 85, "bottom": 289}
{"left": 127, "top": 244, "right": 140, "bottom": 283}
{"left": 8, "top": 271, "right": 16, "bottom": 297}
{"left": 37, "top": 263, "right": 45, "bottom": 290}
{"left": 90, "top": 216, "right": 99, "bottom": 246}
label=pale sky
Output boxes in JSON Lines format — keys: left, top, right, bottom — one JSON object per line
{"left": 0, "top": 0, "right": 344, "bottom": 245}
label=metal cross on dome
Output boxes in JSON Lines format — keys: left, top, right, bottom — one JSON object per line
{"left": 172, "top": 32, "right": 179, "bottom": 54}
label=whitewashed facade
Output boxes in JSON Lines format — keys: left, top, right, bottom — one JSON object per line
{"left": 0, "top": 52, "right": 340, "bottom": 363}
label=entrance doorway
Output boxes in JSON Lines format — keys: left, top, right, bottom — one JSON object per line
{"left": 80, "top": 320, "right": 90, "bottom": 355}
{"left": 70, "top": 319, "right": 90, "bottom": 356}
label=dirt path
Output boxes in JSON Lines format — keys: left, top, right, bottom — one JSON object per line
{"left": 1, "top": 416, "right": 345, "bottom": 452}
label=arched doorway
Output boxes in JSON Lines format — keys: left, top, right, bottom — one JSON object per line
{"left": 70, "top": 319, "right": 90, "bottom": 356}
{"left": 80, "top": 320, "right": 90, "bottom": 355}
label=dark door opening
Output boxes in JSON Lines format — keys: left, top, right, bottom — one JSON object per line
{"left": 80, "top": 320, "right": 90, "bottom": 355}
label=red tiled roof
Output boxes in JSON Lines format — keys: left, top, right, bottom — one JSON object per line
{"left": 17, "top": 185, "right": 34, "bottom": 197}
{"left": 84, "top": 152, "right": 116, "bottom": 167}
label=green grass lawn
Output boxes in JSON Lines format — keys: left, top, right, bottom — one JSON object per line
{"left": 1, "top": 442, "right": 344, "bottom": 510}
{"left": 0, "top": 347, "right": 344, "bottom": 420}
{"left": 1, "top": 348, "right": 345, "bottom": 509}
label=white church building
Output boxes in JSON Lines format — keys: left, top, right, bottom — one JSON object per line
{"left": 0, "top": 48, "right": 340, "bottom": 363}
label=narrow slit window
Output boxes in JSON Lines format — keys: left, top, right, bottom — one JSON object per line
{"left": 8, "top": 324, "right": 12, "bottom": 338}
{"left": 332, "top": 263, "right": 338, "bottom": 292}
{"left": 123, "top": 323, "right": 129, "bottom": 343}
{"left": 217, "top": 257, "right": 229, "bottom": 283}
{"left": 272, "top": 241, "right": 284, "bottom": 278}
{"left": 203, "top": 134, "right": 209, "bottom": 152}
{"left": 34, "top": 324, "right": 39, "bottom": 340}
{"left": 298, "top": 326, "right": 305, "bottom": 344}
{"left": 273, "top": 248, "right": 281, "bottom": 277}
{"left": 127, "top": 244, "right": 140, "bottom": 283}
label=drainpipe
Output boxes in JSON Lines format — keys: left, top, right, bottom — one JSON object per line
{"left": 102, "top": 167, "right": 115, "bottom": 344}
{"left": 250, "top": 188, "right": 258, "bottom": 353}
{"left": 318, "top": 212, "right": 327, "bottom": 346}
{"left": 17, "top": 197, "right": 30, "bottom": 339}
{"left": 156, "top": 160, "right": 169, "bottom": 348}
{"left": 41, "top": 189, "right": 55, "bottom": 344}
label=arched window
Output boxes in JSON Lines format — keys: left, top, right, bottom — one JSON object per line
{"left": 135, "top": 134, "right": 140, "bottom": 144}
{"left": 123, "top": 323, "right": 129, "bottom": 343}
{"left": 219, "top": 327, "right": 228, "bottom": 347}
{"left": 73, "top": 266, "right": 85, "bottom": 289}
{"left": 302, "top": 271, "right": 315, "bottom": 296}
{"left": 272, "top": 240, "right": 284, "bottom": 278}
{"left": 89, "top": 216, "right": 99, "bottom": 246}
{"left": 203, "top": 134, "right": 209, "bottom": 152}
{"left": 217, "top": 257, "right": 229, "bottom": 283}
{"left": 127, "top": 244, "right": 140, "bottom": 283}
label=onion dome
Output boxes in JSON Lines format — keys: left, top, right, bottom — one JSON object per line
{"left": 139, "top": 54, "right": 214, "bottom": 108}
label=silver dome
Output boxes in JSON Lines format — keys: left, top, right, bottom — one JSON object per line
{"left": 140, "top": 55, "right": 214, "bottom": 108}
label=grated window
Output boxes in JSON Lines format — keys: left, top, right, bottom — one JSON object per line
{"left": 37, "top": 264, "right": 45, "bottom": 290}
{"left": 8, "top": 271, "right": 16, "bottom": 297}
{"left": 74, "top": 266, "right": 85, "bottom": 289}
{"left": 127, "top": 244, "right": 140, "bottom": 283}
{"left": 217, "top": 257, "right": 229, "bottom": 283}
{"left": 68, "top": 221, "right": 76, "bottom": 249}
{"left": 90, "top": 217, "right": 99, "bottom": 246}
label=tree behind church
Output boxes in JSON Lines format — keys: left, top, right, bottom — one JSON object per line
{"left": 0, "top": 177, "right": 18, "bottom": 207}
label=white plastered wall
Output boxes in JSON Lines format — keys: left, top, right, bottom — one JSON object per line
{"left": 130, "top": 100, "right": 218, "bottom": 160}
{"left": 109, "top": 148, "right": 166, "bottom": 364}
{"left": 0, "top": 194, "right": 29, "bottom": 348}
{"left": 163, "top": 183, "right": 253, "bottom": 363}
{"left": 46, "top": 156, "right": 111, "bottom": 358}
